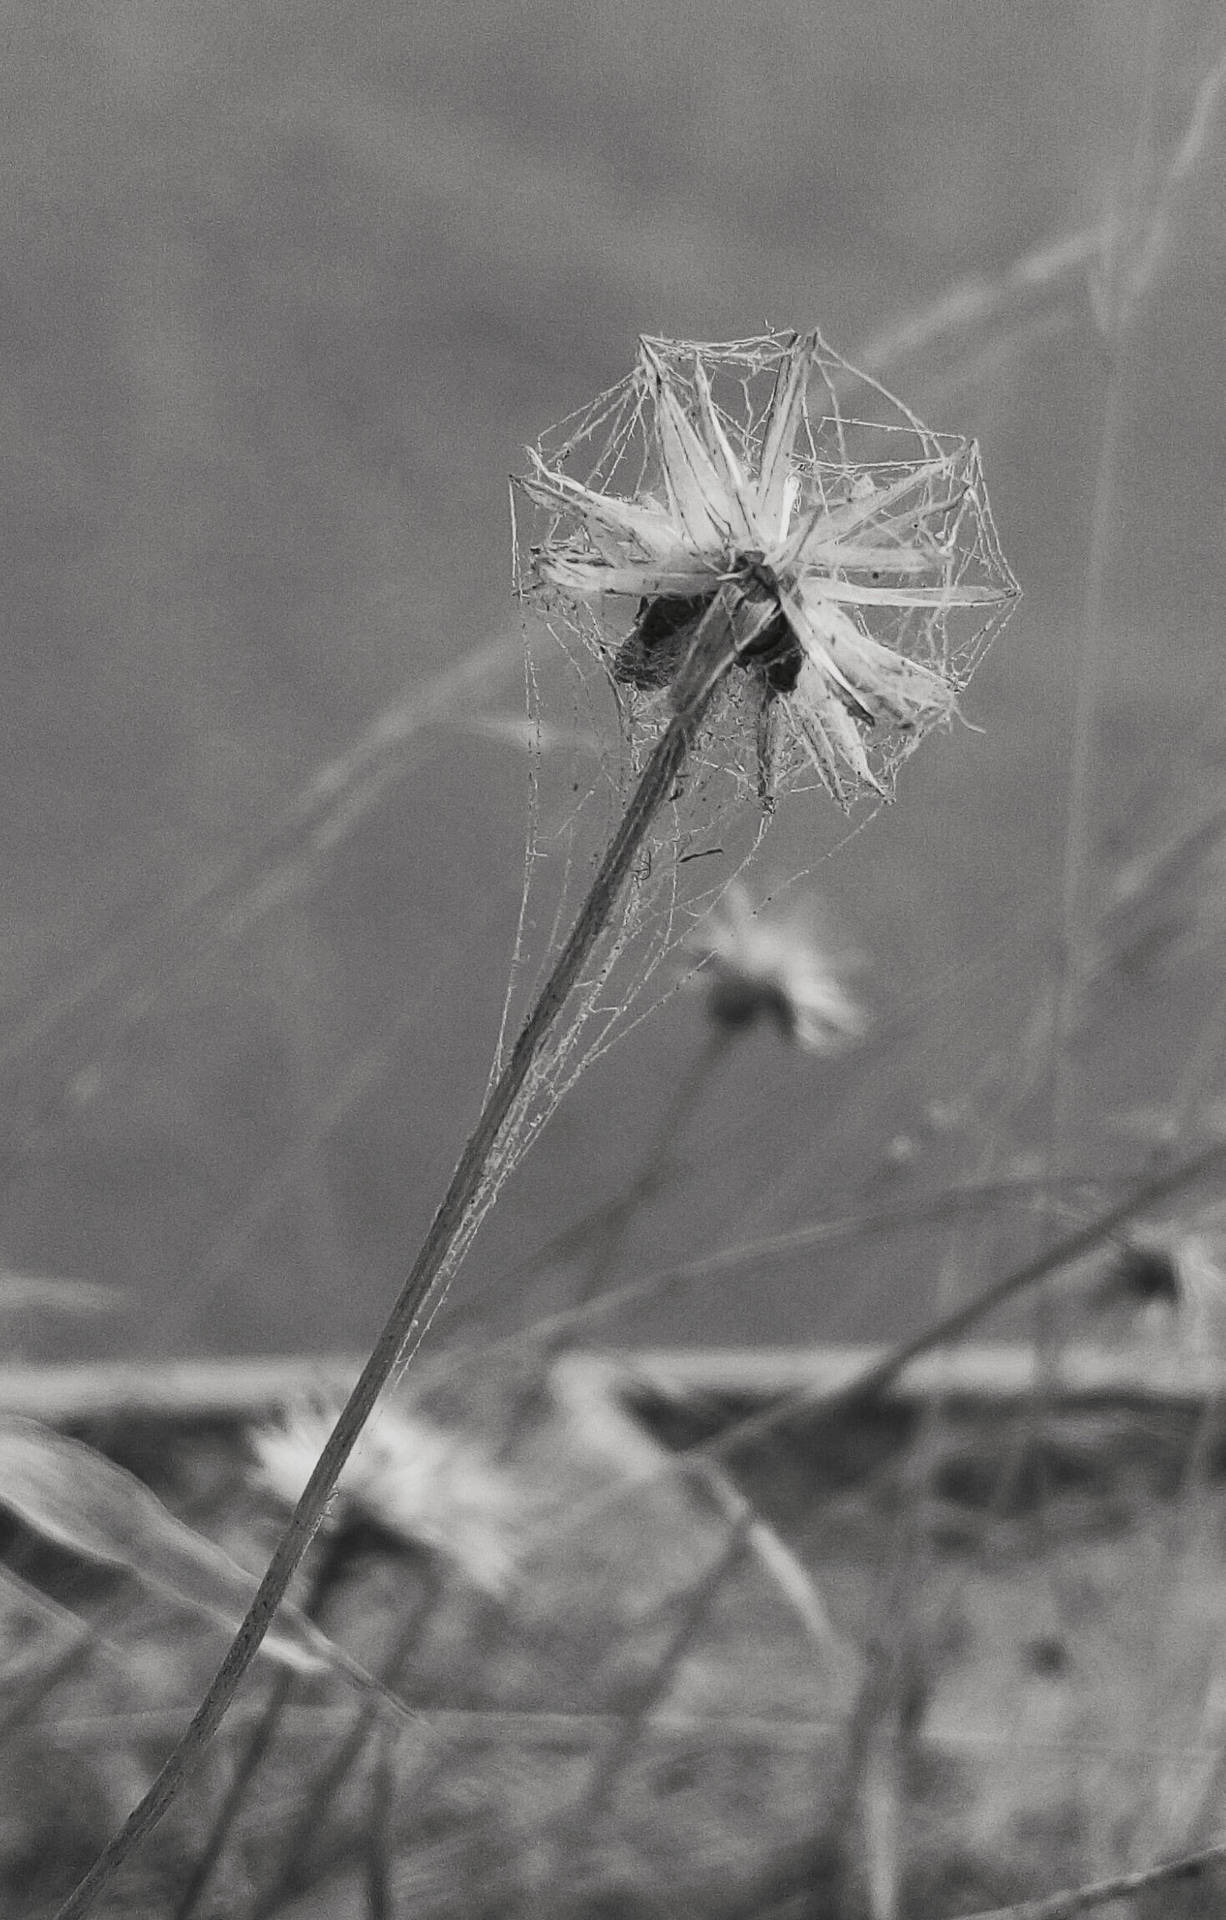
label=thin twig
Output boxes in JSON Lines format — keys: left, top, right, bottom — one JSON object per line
{"left": 569, "top": 1023, "right": 733, "bottom": 1322}
{"left": 510, "top": 1021, "right": 734, "bottom": 1423}
{"left": 0, "top": 1634, "right": 97, "bottom": 1748}
{"left": 962, "top": 1832, "right": 1226, "bottom": 1919}
{"left": 173, "top": 1668, "right": 296, "bottom": 1920}
{"left": 856, "top": 226, "right": 1105, "bottom": 377}
{"left": 0, "top": 631, "right": 525, "bottom": 1082}
{"left": 695, "top": 1135, "right": 1226, "bottom": 1458}
{"left": 1050, "top": 2, "right": 1165, "bottom": 1210}
{"left": 363, "top": 1721, "right": 398, "bottom": 1920}
{"left": 527, "top": 1135, "right": 1226, "bottom": 1553}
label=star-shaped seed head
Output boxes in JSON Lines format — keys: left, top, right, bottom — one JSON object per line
{"left": 514, "top": 332, "right": 1017, "bottom": 809}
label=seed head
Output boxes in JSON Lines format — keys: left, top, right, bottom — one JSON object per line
{"left": 686, "top": 881, "right": 864, "bottom": 1052}
{"left": 250, "top": 1397, "right": 520, "bottom": 1594}
{"left": 515, "top": 332, "right": 1017, "bottom": 807}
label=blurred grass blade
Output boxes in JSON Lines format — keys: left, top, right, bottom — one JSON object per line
{"left": 0, "top": 1561, "right": 120, "bottom": 1746}
{"left": 0, "top": 1416, "right": 330, "bottom": 1677}
{"left": 0, "top": 628, "right": 524, "bottom": 1079}
{"left": 0, "top": 1557, "right": 105, "bottom": 1653}
{"left": 0, "top": 1272, "right": 118, "bottom": 1319}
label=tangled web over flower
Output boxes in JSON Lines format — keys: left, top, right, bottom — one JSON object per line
{"left": 514, "top": 329, "right": 1017, "bottom": 811}
{"left": 415, "top": 336, "right": 1017, "bottom": 1326}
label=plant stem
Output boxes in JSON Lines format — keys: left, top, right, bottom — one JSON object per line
{"left": 573, "top": 1023, "right": 733, "bottom": 1316}
{"left": 248, "top": 1571, "right": 438, "bottom": 1920}
{"left": 963, "top": 1830, "right": 1226, "bottom": 1920}
{"left": 173, "top": 1527, "right": 356, "bottom": 1920}
{"left": 531, "top": 1514, "right": 751, "bottom": 1917}
{"left": 52, "top": 607, "right": 742, "bottom": 1920}
{"left": 363, "top": 1720, "right": 398, "bottom": 1920}
{"left": 509, "top": 1022, "right": 733, "bottom": 1419}
{"left": 805, "top": 1137, "right": 1226, "bottom": 1422}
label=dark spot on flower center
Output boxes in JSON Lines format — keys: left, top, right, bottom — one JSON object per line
{"left": 612, "top": 552, "right": 805, "bottom": 695}
{"left": 731, "top": 550, "right": 804, "bottom": 694}
{"left": 1101, "top": 1242, "right": 1183, "bottom": 1308}
{"left": 706, "top": 969, "right": 797, "bottom": 1041}
{"left": 611, "top": 591, "right": 712, "bottom": 690}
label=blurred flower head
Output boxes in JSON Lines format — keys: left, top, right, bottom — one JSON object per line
{"left": 685, "top": 881, "right": 865, "bottom": 1052}
{"left": 250, "top": 1397, "right": 520, "bottom": 1594}
{"left": 516, "top": 332, "right": 1016, "bottom": 807}
{"left": 1089, "top": 1229, "right": 1226, "bottom": 1377}
{"left": 1095, "top": 1238, "right": 1184, "bottom": 1312}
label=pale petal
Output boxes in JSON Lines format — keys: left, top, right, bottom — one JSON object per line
{"left": 639, "top": 340, "right": 736, "bottom": 550}
{"left": 797, "top": 585, "right": 956, "bottom": 727}
{"left": 778, "top": 472, "right": 802, "bottom": 542}
{"left": 779, "top": 457, "right": 958, "bottom": 571}
{"left": 519, "top": 452, "right": 682, "bottom": 557}
{"left": 776, "top": 583, "right": 876, "bottom": 714}
{"left": 786, "top": 655, "right": 884, "bottom": 800}
{"left": 692, "top": 361, "right": 758, "bottom": 545}
{"left": 793, "top": 539, "right": 936, "bottom": 576}
{"left": 808, "top": 577, "right": 1015, "bottom": 609}
{"left": 755, "top": 332, "right": 816, "bottom": 541}
{"left": 540, "top": 553, "right": 716, "bottom": 599}
{"left": 783, "top": 698, "right": 845, "bottom": 802}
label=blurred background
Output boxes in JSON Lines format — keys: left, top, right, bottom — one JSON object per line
{"left": 2, "top": 0, "right": 1225, "bottom": 1362}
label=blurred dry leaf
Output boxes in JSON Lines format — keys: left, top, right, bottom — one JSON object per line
{"left": 0, "top": 1417, "right": 337, "bottom": 1679}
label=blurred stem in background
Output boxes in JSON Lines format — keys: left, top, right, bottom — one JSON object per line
{"left": 502, "top": 1023, "right": 736, "bottom": 1443}
{"left": 530, "top": 1514, "right": 753, "bottom": 1920}
{"left": 248, "top": 1594, "right": 440, "bottom": 1920}
{"left": 523, "top": 879, "right": 863, "bottom": 1390}
{"left": 567, "top": 1023, "right": 734, "bottom": 1326}
{"left": 173, "top": 1522, "right": 359, "bottom": 1920}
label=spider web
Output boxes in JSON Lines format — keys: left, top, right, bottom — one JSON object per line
{"left": 517, "top": 330, "right": 1016, "bottom": 799}
{"left": 419, "top": 333, "right": 1018, "bottom": 1302}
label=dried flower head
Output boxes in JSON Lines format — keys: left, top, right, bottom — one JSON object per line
{"left": 250, "top": 1398, "right": 519, "bottom": 1594}
{"left": 685, "top": 881, "right": 864, "bottom": 1051}
{"left": 515, "top": 331, "right": 1016, "bottom": 809}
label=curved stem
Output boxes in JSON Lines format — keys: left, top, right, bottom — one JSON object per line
{"left": 53, "top": 609, "right": 741, "bottom": 1920}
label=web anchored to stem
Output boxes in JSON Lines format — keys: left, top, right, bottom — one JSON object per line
{"left": 55, "top": 331, "right": 1015, "bottom": 1918}
{"left": 493, "top": 327, "right": 1018, "bottom": 1222}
